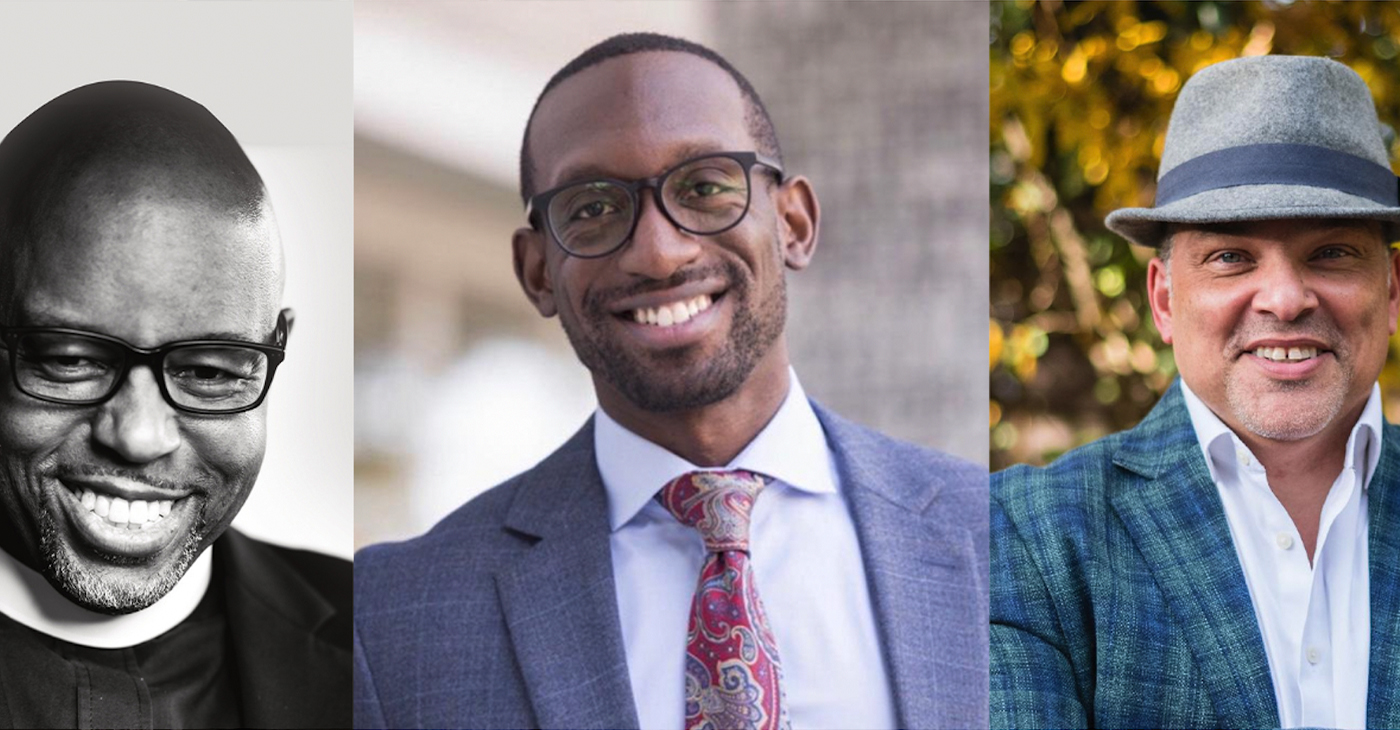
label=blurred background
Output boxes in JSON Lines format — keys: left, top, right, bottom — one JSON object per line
{"left": 355, "top": 1, "right": 989, "bottom": 549}
{"left": 0, "top": 1, "right": 353, "bottom": 558}
{"left": 990, "top": 0, "right": 1400, "bottom": 469}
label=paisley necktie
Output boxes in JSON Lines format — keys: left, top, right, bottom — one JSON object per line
{"left": 658, "top": 470, "right": 789, "bottom": 730}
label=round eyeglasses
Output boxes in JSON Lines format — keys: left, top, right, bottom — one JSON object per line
{"left": 0, "top": 309, "right": 292, "bottom": 415}
{"left": 526, "top": 151, "right": 784, "bottom": 258}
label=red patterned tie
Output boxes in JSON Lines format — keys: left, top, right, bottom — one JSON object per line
{"left": 658, "top": 470, "right": 790, "bottom": 730}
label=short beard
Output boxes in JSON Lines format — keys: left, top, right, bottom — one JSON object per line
{"left": 40, "top": 508, "right": 206, "bottom": 615}
{"left": 1222, "top": 316, "right": 1351, "bottom": 442}
{"left": 562, "top": 257, "right": 787, "bottom": 413}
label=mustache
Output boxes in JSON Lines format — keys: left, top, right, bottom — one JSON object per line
{"left": 52, "top": 464, "right": 210, "bottom": 494}
{"left": 583, "top": 262, "right": 742, "bottom": 314}
{"left": 1226, "top": 315, "right": 1344, "bottom": 354}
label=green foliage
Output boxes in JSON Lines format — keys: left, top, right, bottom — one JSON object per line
{"left": 989, "top": 0, "right": 1400, "bottom": 469}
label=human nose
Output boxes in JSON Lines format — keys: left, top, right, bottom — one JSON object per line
{"left": 1252, "top": 257, "right": 1319, "bottom": 322}
{"left": 92, "top": 365, "right": 181, "bottom": 463}
{"left": 613, "top": 189, "right": 701, "bottom": 279}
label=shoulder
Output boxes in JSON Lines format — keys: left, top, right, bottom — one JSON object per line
{"left": 355, "top": 467, "right": 534, "bottom": 596}
{"left": 217, "top": 529, "right": 352, "bottom": 649}
{"left": 991, "top": 429, "right": 1129, "bottom": 523}
{"left": 813, "top": 400, "right": 986, "bottom": 523}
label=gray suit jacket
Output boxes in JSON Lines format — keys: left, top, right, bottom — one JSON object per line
{"left": 353, "top": 401, "right": 987, "bottom": 729}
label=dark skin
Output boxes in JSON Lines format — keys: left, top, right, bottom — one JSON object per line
{"left": 513, "top": 52, "right": 819, "bottom": 466}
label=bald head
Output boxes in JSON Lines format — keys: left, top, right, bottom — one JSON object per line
{"left": 0, "top": 81, "right": 282, "bottom": 322}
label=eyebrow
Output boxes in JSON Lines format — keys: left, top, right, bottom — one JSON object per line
{"left": 550, "top": 142, "right": 731, "bottom": 189}
{"left": 13, "top": 310, "right": 261, "bottom": 344}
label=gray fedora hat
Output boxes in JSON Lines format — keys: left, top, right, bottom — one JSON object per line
{"left": 1105, "top": 55, "right": 1400, "bottom": 247}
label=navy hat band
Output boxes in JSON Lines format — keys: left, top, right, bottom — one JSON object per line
{"left": 1154, "top": 142, "right": 1400, "bottom": 207}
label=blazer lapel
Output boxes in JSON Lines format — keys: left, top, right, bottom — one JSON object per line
{"left": 1107, "top": 383, "right": 1277, "bottom": 728}
{"left": 816, "top": 405, "right": 986, "bottom": 730}
{"left": 494, "top": 420, "right": 639, "bottom": 730}
{"left": 217, "top": 530, "right": 350, "bottom": 729}
{"left": 1368, "top": 423, "right": 1400, "bottom": 727}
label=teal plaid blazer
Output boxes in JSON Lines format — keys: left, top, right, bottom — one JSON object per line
{"left": 991, "top": 380, "right": 1400, "bottom": 729}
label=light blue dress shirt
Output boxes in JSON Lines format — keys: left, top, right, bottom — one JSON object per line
{"left": 594, "top": 371, "right": 898, "bottom": 730}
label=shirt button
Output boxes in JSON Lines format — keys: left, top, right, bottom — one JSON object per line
{"left": 1307, "top": 646, "right": 1321, "bottom": 665}
{"left": 1276, "top": 533, "right": 1294, "bottom": 550}
{"left": 1237, "top": 449, "right": 1251, "bottom": 466}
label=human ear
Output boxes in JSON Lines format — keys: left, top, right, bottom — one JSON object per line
{"left": 1147, "top": 257, "right": 1173, "bottom": 344}
{"left": 773, "top": 175, "right": 819, "bottom": 271}
{"left": 512, "top": 227, "right": 557, "bottom": 318}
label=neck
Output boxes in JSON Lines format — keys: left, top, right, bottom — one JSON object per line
{"left": 595, "top": 348, "right": 792, "bottom": 467}
{"left": 1233, "top": 400, "right": 1365, "bottom": 562}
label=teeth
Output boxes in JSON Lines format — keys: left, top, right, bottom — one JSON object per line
{"left": 1254, "top": 346, "right": 1318, "bottom": 362}
{"left": 77, "top": 488, "right": 176, "bottom": 529}
{"left": 630, "top": 294, "right": 714, "bottom": 328}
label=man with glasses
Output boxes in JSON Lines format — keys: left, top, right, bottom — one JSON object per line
{"left": 0, "top": 81, "right": 349, "bottom": 728}
{"left": 354, "top": 33, "right": 987, "bottom": 730}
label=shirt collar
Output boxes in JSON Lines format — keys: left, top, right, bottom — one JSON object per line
{"left": 1180, "top": 379, "right": 1383, "bottom": 491}
{"left": 595, "top": 368, "right": 837, "bottom": 531}
{"left": 0, "top": 543, "right": 212, "bottom": 649}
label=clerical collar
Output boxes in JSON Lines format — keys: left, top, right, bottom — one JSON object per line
{"left": 0, "top": 544, "right": 212, "bottom": 649}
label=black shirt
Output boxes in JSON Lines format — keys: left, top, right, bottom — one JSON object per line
{"left": 0, "top": 576, "right": 241, "bottom": 729}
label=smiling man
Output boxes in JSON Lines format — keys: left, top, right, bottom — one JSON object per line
{"left": 353, "top": 33, "right": 987, "bottom": 730}
{"left": 992, "top": 56, "right": 1400, "bottom": 729}
{"left": 0, "top": 81, "right": 349, "bottom": 729}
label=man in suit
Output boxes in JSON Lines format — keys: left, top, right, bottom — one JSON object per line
{"left": 992, "top": 55, "right": 1400, "bottom": 728}
{"left": 0, "top": 81, "right": 350, "bottom": 728}
{"left": 354, "top": 32, "right": 987, "bottom": 730}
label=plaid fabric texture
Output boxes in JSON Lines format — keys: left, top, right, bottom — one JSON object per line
{"left": 991, "top": 380, "right": 1400, "bottom": 729}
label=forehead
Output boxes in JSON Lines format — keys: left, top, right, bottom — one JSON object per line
{"left": 530, "top": 51, "right": 755, "bottom": 188}
{"left": 15, "top": 166, "right": 280, "bottom": 343}
{"left": 1172, "top": 219, "right": 1386, "bottom": 249}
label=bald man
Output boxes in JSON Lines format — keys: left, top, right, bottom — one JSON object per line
{"left": 0, "top": 82, "right": 349, "bottom": 729}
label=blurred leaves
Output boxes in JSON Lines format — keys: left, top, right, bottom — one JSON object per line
{"left": 990, "top": 0, "right": 1400, "bottom": 469}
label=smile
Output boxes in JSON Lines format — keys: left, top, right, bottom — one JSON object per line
{"left": 630, "top": 294, "right": 714, "bottom": 327}
{"left": 73, "top": 487, "right": 177, "bottom": 530}
{"left": 1252, "top": 346, "right": 1319, "bottom": 362}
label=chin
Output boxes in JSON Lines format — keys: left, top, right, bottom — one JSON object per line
{"left": 1225, "top": 379, "right": 1348, "bottom": 442}
{"left": 41, "top": 515, "right": 206, "bottom": 615}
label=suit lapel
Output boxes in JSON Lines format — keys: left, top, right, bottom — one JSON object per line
{"left": 494, "top": 420, "right": 639, "bottom": 730}
{"left": 1107, "top": 383, "right": 1277, "bottom": 728}
{"left": 1368, "top": 423, "right": 1400, "bottom": 726}
{"left": 816, "top": 405, "right": 986, "bottom": 730}
{"left": 217, "top": 530, "right": 350, "bottom": 729}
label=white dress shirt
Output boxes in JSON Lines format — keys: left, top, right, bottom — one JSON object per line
{"left": 595, "top": 371, "right": 897, "bottom": 730}
{"left": 0, "top": 544, "right": 212, "bottom": 648}
{"left": 1182, "top": 381, "right": 1375, "bottom": 729}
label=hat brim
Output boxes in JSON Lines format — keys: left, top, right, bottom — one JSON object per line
{"left": 1105, "top": 183, "right": 1400, "bottom": 247}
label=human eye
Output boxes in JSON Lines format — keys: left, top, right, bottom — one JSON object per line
{"left": 1312, "top": 245, "right": 1354, "bottom": 261}
{"left": 17, "top": 337, "right": 114, "bottom": 383}
{"left": 671, "top": 166, "right": 746, "bottom": 208}
{"left": 165, "top": 348, "right": 266, "bottom": 400}
{"left": 1206, "top": 249, "right": 1250, "bottom": 267}
{"left": 561, "top": 183, "right": 624, "bottom": 223}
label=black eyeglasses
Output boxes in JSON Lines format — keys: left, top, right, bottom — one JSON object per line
{"left": 0, "top": 309, "right": 293, "bottom": 415}
{"left": 526, "top": 151, "right": 784, "bottom": 258}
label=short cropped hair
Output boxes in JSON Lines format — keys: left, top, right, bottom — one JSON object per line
{"left": 518, "top": 32, "right": 783, "bottom": 205}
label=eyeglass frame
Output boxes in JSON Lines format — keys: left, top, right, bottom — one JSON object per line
{"left": 524, "top": 150, "right": 785, "bottom": 259}
{"left": 0, "top": 308, "right": 294, "bottom": 415}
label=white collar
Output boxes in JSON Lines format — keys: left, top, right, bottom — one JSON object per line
{"left": 595, "top": 368, "right": 837, "bottom": 531}
{"left": 0, "top": 544, "right": 212, "bottom": 649}
{"left": 1180, "top": 379, "right": 1383, "bottom": 491}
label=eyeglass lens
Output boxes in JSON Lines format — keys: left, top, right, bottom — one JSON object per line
{"left": 547, "top": 155, "right": 752, "bottom": 256}
{"left": 13, "top": 332, "right": 272, "bottom": 411}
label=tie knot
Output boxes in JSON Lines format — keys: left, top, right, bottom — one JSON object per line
{"left": 658, "top": 470, "right": 770, "bottom": 553}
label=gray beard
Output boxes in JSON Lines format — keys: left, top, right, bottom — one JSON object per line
{"left": 40, "top": 508, "right": 206, "bottom": 615}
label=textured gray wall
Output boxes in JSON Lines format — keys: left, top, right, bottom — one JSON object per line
{"left": 715, "top": 2, "right": 989, "bottom": 464}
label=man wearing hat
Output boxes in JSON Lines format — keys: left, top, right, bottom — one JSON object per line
{"left": 991, "top": 55, "right": 1400, "bottom": 728}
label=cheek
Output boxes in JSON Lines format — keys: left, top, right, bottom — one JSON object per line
{"left": 182, "top": 414, "right": 267, "bottom": 522}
